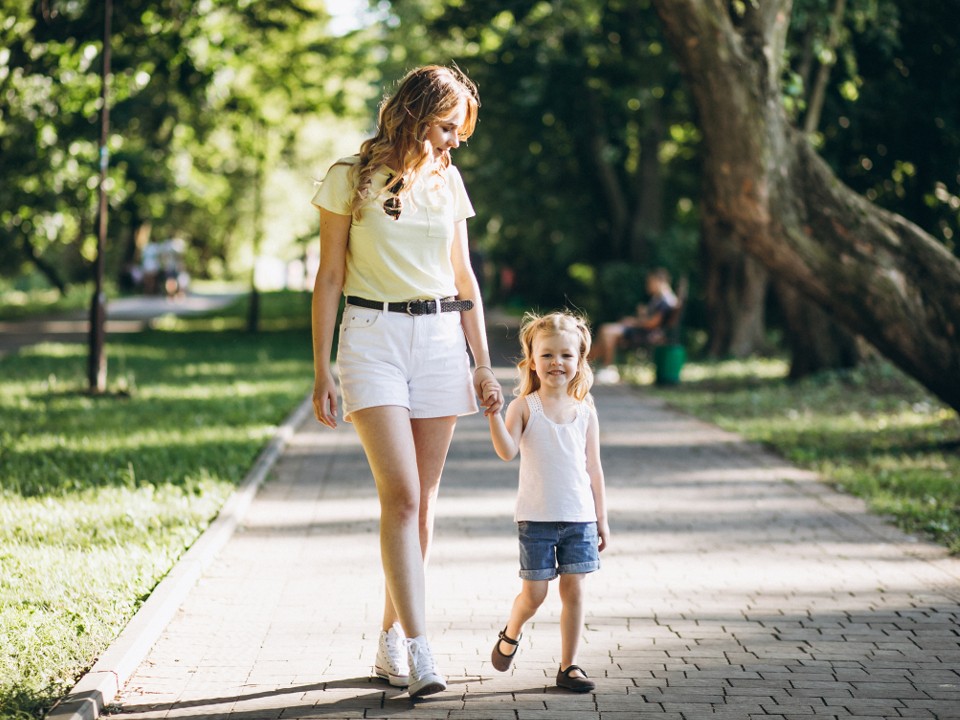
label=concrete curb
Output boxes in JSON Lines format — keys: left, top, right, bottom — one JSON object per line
{"left": 45, "top": 394, "right": 315, "bottom": 720}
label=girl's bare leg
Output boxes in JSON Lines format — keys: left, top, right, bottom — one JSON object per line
{"left": 558, "top": 573, "right": 587, "bottom": 675}
{"left": 497, "top": 579, "right": 549, "bottom": 656}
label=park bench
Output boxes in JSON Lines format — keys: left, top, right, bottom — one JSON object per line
{"left": 620, "top": 275, "right": 688, "bottom": 351}
{"left": 620, "top": 276, "right": 688, "bottom": 384}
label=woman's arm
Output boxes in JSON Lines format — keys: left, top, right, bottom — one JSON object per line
{"left": 451, "top": 218, "right": 503, "bottom": 415}
{"left": 585, "top": 406, "right": 610, "bottom": 551}
{"left": 488, "top": 397, "right": 525, "bottom": 461}
{"left": 311, "top": 208, "right": 351, "bottom": 428}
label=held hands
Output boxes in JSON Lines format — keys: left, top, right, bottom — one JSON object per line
{"left": 312, "top": 372, "right": 339, "bottom": 429}
{"left": 474, "top": 365, "right": 503, "bottom": 417}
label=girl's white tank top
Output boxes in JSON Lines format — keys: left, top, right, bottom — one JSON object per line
{"left": 515, "top": 391, "right": 597, "bottom": 522}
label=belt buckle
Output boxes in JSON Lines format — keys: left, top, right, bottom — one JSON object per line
{"left": 405, "top": 300, "right": 419, "bottom": 316}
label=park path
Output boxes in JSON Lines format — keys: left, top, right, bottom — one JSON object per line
{"left": 92, "top": 339, "right": 960, "bottom": 719}
{"left": 0, "top": 292, "right": 242, "bottom": 357}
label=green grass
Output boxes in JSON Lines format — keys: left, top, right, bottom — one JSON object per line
{"left": 637, "top": 357, "right": 960, "bottom": 554}
{"left": 0, "top": 284, "right": 92, "bottom": 322}
{"left": 0, "top": 291, "right": 314, "bottom": 719}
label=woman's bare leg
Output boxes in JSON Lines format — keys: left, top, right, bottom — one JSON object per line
{"left": 353, "top": 408, "right": 457, "bottom": 635}
{"left": 410, "top": 416, "right": 458, "bottom": 566}
{"left": 351, "top": 407, "right": 432, "bottom": 638}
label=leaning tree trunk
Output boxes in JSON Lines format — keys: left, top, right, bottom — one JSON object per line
{"left": 652, "top": 0, "right": 960, "bottom": 412}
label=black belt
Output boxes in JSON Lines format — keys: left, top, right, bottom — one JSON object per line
{"left": 346, "top": 295, "right": 474, "bottom": 315}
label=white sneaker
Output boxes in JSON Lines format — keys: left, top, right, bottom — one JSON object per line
{"left": 374, "top": 623, "right": 409, "bottom": 687}
{"left": 406, "top": 635, "right": 446, "bottom": 698}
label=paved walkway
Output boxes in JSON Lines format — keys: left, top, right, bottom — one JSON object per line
{"left": 98, "top": 367, "right": 960, "bottom": 719}
{"left": 0, "top": 292, "right": 242, "bottom": 357}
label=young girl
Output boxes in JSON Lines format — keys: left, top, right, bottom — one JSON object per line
{"left": 311, "top": 65, "right": 502, "bottom": 699}
{"left": 487, "top": 311, "right": 609, "bottom": 692}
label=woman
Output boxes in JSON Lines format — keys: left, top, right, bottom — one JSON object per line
{"left": 310, "top": 65, "right": 502, "bottom": 698}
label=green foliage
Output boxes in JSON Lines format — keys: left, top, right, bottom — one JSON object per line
{"left": 0, "top": 278, "right": 92, "bottom": 321}
{"left": 376, "top": 0, "right": 702, "bottom": 316}
{"left": 0, "top": 291, "right": 313, "bottom": 719}
{"left": 650, "top": 359, "right": 960, "bottom": 554}
{"left": 0, "top": 1, "right": 373, "bottom": 293}
{"left": 789, "top": 0, "right": 960, "bottom": 254}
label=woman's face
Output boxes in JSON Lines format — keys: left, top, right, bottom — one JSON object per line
{"left": 424, "top": 98, "right": 467, "bottom": 161}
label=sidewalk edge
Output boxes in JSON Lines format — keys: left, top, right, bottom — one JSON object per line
{"left": 45, "top": 393, "right": 315, "bottom": 720}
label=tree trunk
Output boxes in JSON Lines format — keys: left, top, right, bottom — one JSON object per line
{"left": 803, "top": 0, "right": 846, "bottom": 135}
{"left": 652, "top": 0, "right": 960, "bottom": 412}
{"left": 20, "top": 234, "right": 68, "bottom": 295}
{"left": 630, "top": 99, "right": 664, "bottom": 263}
{"left": 702, "top": 213, "right": 769, "bottom": 357}
{"left": 584, "top": 85, "right": 628, "bottom": 259}
{"left": 774, "top": 280, "right": 861, "bottom": 378}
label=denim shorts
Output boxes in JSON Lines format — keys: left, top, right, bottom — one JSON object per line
{"left": 336, "top": 303, "right": 478, "bottom": 423}
{"left": 517, "top": 521, "right": 601, "bottom": 581}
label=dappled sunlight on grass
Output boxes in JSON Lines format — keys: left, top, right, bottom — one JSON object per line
{"left": 0, "top": 283, "right": 91, "bottom": 321}
{"left": 13, "top": 424, "right": 276, "bottom": 456}
{"left": 647, "top": 358, "right": 960, "bottom": 553}
{"left": 154, "top": 314, "right": 312, "bottom": 332}
{"left": 675, "top": 356, "right": 789, "bottom": 384}
{"left": 0, "top": 291, "right": 313, "bottom": 718}
{"left": 16, "top": 343, "right": 88, "bottom": 359}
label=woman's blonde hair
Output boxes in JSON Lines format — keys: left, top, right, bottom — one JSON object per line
{"left": 348, "top": 65, "right": 480, "bottom": 220}
{"left": 515, "top": 311, "right": 594, "bottom": 402}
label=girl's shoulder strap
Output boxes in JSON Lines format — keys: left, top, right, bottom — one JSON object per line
{"left": 524, "top": 391, "right": 543, "bottom": 415}
{"left": 576, "top": 397, "right": 592, "bottom": 426}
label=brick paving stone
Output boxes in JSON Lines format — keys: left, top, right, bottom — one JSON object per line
{"left": 101, "top": 379, "right": 960, "bottom": 720}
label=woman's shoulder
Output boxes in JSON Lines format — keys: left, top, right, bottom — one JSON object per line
{"left": 443, "top": 161, "right": 467, "bottom": 185}
{"left": 325, "top": 155, "right": 360, "bottom": 175}
{"left": 320, "top": 156, "right": 359, "bottom": 182}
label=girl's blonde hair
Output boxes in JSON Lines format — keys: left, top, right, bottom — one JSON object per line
{"left": 515, "top": 311, "right": 594, "bottom": 401}
{"left": 348, "top": 65, "right": 480, "bottom": 220}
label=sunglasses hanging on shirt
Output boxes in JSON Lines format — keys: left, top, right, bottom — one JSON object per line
{"left": 383, "top": 176, "right": 404, "bottom": 220}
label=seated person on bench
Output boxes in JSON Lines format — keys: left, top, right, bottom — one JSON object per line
{"left": 592, "top": 268, "right": 677, "bottom": 382}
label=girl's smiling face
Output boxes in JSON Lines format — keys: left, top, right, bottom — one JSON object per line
{"left": 531, "top": 330, "right": 581, "bottom": 390}
{"left": 425, "top": 99, "right": 467, "bottom": 160}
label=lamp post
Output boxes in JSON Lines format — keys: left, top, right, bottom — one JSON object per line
{"left": 88, "top": 0, "right": 112, "bottom": 393}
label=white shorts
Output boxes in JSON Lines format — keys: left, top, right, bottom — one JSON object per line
{"left": 336, "top": 303, "right": 479, "bottom": 423}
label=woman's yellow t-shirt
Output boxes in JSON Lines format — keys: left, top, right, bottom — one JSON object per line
{"left": 312, "top": 157, "right": 476, "bottom": 302}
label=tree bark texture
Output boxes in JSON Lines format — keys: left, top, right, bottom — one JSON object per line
{"left": 701, "top": 213, "right": 769, "bottom": 358}
{"left": 774, "top": 279, "right": 861, "bottom": 378}
{"left": 652, "top": 0, "right": 960, "bottom": 411}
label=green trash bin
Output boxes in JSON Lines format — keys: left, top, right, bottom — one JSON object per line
{"left": 654, "top": 344, "right": 686, "bottom": 385}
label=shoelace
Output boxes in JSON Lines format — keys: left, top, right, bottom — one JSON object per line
{"left": 407, "top": 640, "right": 437, "bottom": 674}
{"left": 383, "top": 631, "right": 406, "bottom": 670}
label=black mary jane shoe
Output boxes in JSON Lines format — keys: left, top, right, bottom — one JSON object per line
{"left": 491, "top": 626, "right": 521, "bottom": 672}
{"left": 556, "top": 664, "right": 596, "bottom": 693}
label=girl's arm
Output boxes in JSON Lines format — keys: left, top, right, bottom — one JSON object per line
{"left": 451, "top": 219, "right": 503, "bottom": 416}
{"left": 311, "top": 208, "right": 350, "bottom": 429}
{"left": 585, "top": 405, "right": 610, "bottom": 551}
{"left": 488, "top": 397, "right": 525, "bottom": 461}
